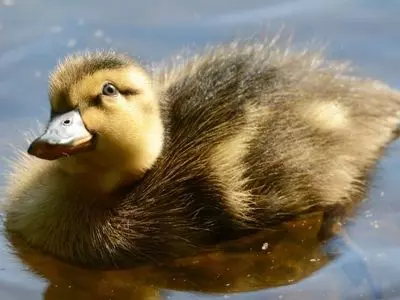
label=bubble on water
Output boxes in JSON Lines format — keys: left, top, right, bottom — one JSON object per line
{"left": 2, "top": 0, "right": 15, "bottom": 7}
{"left": 364, "top": 210, "right": 373, "bottom": 218}
{"left": 370, "top": 220, "right": 380, "bottom": 229}
{"left": 376, "top": 252, "right": 386, "bottom": 258}
{"left": 94, "top": 29, "right": 104, "bottom": 38}
{"left": 261, "top": 242, "right": 269, "bottom": 250}
{"left": 66, "top": 39, "right": 77, "bottom": 48}
{"left": 309, "top": 258, "right": 320, "bottom": 262}
{"left": 50, "top": 26, "right": 63, "bottom": 34}
{"left": 34, "top": 71, "right": 42, "bottom": 78}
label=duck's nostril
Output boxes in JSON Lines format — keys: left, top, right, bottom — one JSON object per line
{"left": 62, "top": 119, "right": 72, "bottom": 126}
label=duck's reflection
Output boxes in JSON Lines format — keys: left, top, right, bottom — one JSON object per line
{"left": 7, "top": 212, "right": 350, "bottom": 299}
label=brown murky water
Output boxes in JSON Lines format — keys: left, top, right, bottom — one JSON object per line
{"left": 1, "top": 0, "right": 400, "bottom": 299}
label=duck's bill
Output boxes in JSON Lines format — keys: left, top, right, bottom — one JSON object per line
{"left": 27, "top": 110, "right": 96, "bottom": 160}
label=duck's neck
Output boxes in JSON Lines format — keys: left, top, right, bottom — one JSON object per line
{"left": 57, "top": 162, "right": 146, "bottom": 195}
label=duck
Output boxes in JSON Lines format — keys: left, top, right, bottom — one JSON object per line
{"left": 3, "top": 39, "right": 400, "bottom": 269}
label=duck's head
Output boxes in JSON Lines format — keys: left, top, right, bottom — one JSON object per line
{"left": 28, "top": 51, "right": 164, "bottom": 190}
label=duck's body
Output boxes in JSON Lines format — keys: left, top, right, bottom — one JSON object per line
{"left": 4, "top": 40, "right": 400, "bottom": 268}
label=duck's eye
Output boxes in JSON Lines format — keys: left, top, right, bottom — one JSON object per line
{"left": 102, "top": 83, "right": 119, "bottom": 96}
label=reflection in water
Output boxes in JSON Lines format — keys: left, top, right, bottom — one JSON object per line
{"left": 7, "top": 212, "right": 341, "bottom": 299}
{"left": 5, "top": 209, "right": 387, "bottom": 299}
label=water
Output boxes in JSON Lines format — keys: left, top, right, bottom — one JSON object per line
{"left": 1, "top": 0, "right": 400, "bottom": 299}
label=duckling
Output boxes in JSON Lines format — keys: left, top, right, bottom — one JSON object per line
{"left": 3, "top": 40, "right": 400, "bottom": 269}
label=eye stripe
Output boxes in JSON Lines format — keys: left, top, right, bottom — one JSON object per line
{"left": 50, "top": 84, "right": 140, "bottom": 115}
{"left": 120, "top": 88, "right": 140, "bottom": 96}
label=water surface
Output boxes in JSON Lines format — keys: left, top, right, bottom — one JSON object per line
{"left": 1, "top": 0, "right": 400, "bottom": 299}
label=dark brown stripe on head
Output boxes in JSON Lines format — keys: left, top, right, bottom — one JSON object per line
{"left": 49, "top": 51, "right": 136, "bottom": 102}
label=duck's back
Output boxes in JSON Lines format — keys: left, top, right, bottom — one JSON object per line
{"left": 153, "top": 41, "right": 400, "bottom": 224}
{"left": 76, "top": 41, "right": 400, "bottom": 267}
